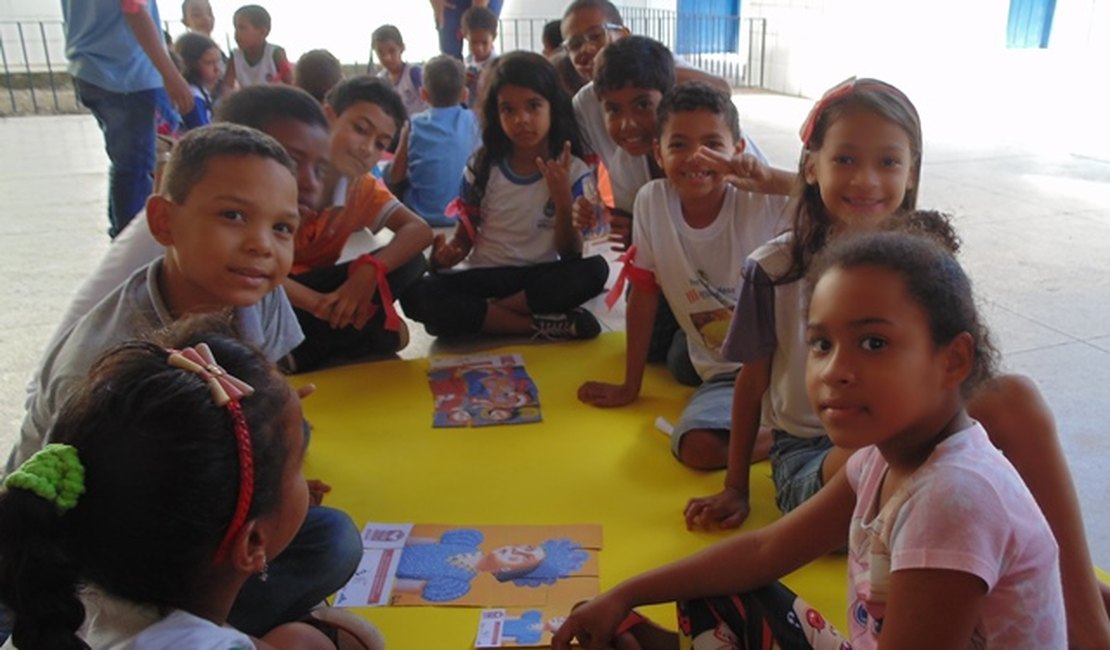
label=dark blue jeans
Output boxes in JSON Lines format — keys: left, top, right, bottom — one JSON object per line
{"left": 438, "top": 0, "right": 505, "bottom": 58}
{"left": 228, "top": 505, "right": 362, "bottom": 636}
{"left": 75, "top": 78, "right": 157, "bottom": 238}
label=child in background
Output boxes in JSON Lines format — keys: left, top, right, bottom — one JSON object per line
{"left": 181, "top": 0, "right": 228, "bottom": 98}
{"left": 578, "top": 83, "right": 788, "bottom": 470}
{"left": 225, "top": 4, "right": 293, "bottom": 90}
{"left": 461, "top": 6, "right": 499, "bottom": 109}
{"left": 295, "top": 48, "right": 344, "bottom": 103}
{"left": 0, "top": 328, "right": 348, "bottom": 649}
{"left": 686, "top": 77, "right": 1110, "bottom": 647}
{"left": 283, "top": 76, "right": 434, "bottom": 372}
{"left": 3, "top": 123, "right": 364, "bottom": 640}
{"left": 174, "top": 32, "right": 222, "bottom": 128}
{"left": 182, "top": 0, "right": 215, "bottom": 35}
{"left": 371, "top": 24, "right": 427, "bottom": 119}
{"left": 543, "top": 17, "right": 585, "bottom": 97}
{"left": 542, "top": 19, "right": 563, "bottom": 58}
{"left": 555, "top": 228, "right": 1066, "bottom": 650}
{"left": 388, "top": 55, "right": 480, "bottom": 227}
{"left": 401, "top": 52, "right": 608, "bottom": 340}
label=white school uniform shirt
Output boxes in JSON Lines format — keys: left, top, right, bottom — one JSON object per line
{"left": 379, "top": 63, "right": 427, "bottom": 118}
{"left": 632, "top": 179, "right": 788, "bottom": 380}
{"left": 231, "top": 43, "right": 279, "bottom": 87}
{"left": 459, "top": 156, "right": 592, "bottom": 270}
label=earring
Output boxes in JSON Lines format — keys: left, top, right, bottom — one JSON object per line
{"left": 259, "top": 558, "right": 269, "bottom": 583}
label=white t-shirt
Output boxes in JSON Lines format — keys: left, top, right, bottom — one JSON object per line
{"left": 1, "top": 588, "right": 255, "bottom": 650}
{"left": 846, "top": 422, "right": 1066, "bottom": 648}
{"left": 378, "top": 63, "right": 427, "bottom": 119}
{"left": 632, "top": 180, "right": 787, "bottom": 380}
{"left": 459, "top": 157, "right": 592, "bottom": 270}
{"left": 573, "top": 81, "right": 768, "bottom": 213}
{"left": 231, "top": 43, "right": 280, "bottom": 87}
{"left": 721, "top": 232, "right": 824, "bottom": 438}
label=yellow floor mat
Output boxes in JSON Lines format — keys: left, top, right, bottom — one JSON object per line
{"left": 295, "top": 332, "right": 848, "bottom": 648}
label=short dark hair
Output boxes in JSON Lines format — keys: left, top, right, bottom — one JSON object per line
{"left": 214, "top": 84, "right": 329, "bottom": 133}
{"left": 594, "top": 35, "right": 675, "bottom": 97}
{"left": 462, "top": 6, "right": 499, "bottom": 34}
{"left": 0, "top": 322, "right": 294, "bottom": 649}
{"left": 233, "top": 4, "right": 270, "bottom": 31}
{"left": 295, "top": 49, "right": 343, "bottom": 103}
{"left": 562, "top": 0, "right": 623, "bottom": 25}
{"left": 423, "top": 55, "right": 466, "bottom": 107}
{"left": 161, "top": 123, "right": 295, "bottom": 203}
{"left": 325, "top": 74, "right": 407, "bottom": 128}
{"left": 656, "top": 82, "right": 741, "bottom": 142}
{"left": 371, "top": 24, "right": 404, "bottom": 48}
{"left": 542, "top": 19, "right": 563, "bottom": 51}
{"left": 809, "top": 227, "right": 998, "bottom": 396}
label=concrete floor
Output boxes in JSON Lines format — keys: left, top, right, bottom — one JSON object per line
{"left": 0, "top": 90, "right": 1107, "bottom": 569}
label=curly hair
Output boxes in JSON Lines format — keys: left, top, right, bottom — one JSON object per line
{"left": 807, "top": 228, "right": 997, "bottom": 396}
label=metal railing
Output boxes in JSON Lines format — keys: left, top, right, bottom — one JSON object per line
{"left": 1, "top": 9, "right": 769, "bottom": 116}
{"left": 0, "top": 20, "right": 74, "bottom": 115}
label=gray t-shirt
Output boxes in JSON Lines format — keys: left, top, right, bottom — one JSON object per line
{"left": 5, "top": 259, "right": 303, "bottom": 475}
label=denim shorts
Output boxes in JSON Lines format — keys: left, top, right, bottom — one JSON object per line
{"left": 671, "top": 371, "right": 737, "bottom": 457}
{"left": 769, "top": 431, "right": 833, "bottom": 513}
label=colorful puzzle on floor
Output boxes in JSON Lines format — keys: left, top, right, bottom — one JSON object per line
{"left": 427, "top": 354, "right": 542, "bottom": 427}
{"left": 474, "top": 606, "right": 574, "bottom": 648}
{"left": 336, "top": 523, "right": 601, "bottom": 609}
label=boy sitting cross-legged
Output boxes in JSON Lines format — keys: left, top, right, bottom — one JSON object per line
{"left": 578, "top": 83, "right": 788, "bottom": 471}
{"left": 284, "top": 75, "right": 435, "bottom": 372}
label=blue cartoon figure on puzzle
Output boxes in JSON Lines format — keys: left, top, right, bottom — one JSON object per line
{"left": 391, "top": 528, "right": 588, "bottom": 604}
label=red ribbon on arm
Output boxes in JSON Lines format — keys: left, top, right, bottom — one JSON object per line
{"left": 444, "top": 197, "right": 478, "bottom": 245}
{"left": 604, "top": 245, "right": 659, "bottom": 310}
{"left": 348, "top": 254, "right": 402, "bottom": 332}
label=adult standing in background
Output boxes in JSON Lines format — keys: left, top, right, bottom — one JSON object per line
{"left": 61, "top": 0, "right": 194, "bottom": 238}
{"left": 429, "top": 0, "right": 505, "bottom": 59}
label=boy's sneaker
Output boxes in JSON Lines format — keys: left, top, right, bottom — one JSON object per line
{"left": 531, "top": 308, "right": 601, "bottom": 341}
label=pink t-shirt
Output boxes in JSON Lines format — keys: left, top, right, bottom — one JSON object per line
{"left": 845, "top": 422, "right": 1065, "bottom": 648}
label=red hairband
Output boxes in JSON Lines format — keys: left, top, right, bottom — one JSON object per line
{"left": 167, "top": 343, "right": 256, "bottom": 562}
{"left": 798, "top": 77, "right": 912, "bottom": 147}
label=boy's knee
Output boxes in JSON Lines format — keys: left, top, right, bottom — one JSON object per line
{"left": 302, "top": 506, "right": 363, "bottom": 583}
{"left": 676, "top": 429, "right": 729, "bottom": 470}
{"left": 969, "top": 372, "right": 1055, "bottom": 445}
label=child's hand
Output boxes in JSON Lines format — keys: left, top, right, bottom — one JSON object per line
{"left": 683, "top": 486, "right": 751, "bottom": 531}
{"left": 306, "top": 478, "right": 331, "bottom": 506}
{"left": 330, "top": 264, "right": 381, "bottom": 330}
{"left": 571, "top": 195, "right": 597, "bottom": 232}
{"left": 537, "top": 141, "right": 574, "bottom": 212}
{"left": 551, "top": 593, "right": 629, "bottom": 650}
{"left": 430, "top": 233, "right": 470, "bottom": 270}
{"left": 692, "top": 146, "right": 774, "bottom": 194}
{"left": 608, "top": 208, "right": 633, "bottom": 252}
{"left": 578, "top": 381, "right": 638, "bottom": 408}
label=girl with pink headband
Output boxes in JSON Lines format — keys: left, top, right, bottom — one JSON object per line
{"left": 0, "top": 327, "right": 384, "bottom": 649}
{"left": 676, "top": 77, "right": 1109, "bottom": 646}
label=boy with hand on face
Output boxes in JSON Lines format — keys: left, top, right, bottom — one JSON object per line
{"left": 578, "top": 83, "right": 789, "bottom": 471}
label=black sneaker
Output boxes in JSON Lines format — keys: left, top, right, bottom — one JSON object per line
{"left": 531, "top": 308, "right": 601, "bottom": 341}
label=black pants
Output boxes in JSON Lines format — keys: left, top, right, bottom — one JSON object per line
{"left": 401, "top": 256, "right": 609, "bottom": 336}
{"left": 289, "top": 253, "right": 427, "bottom": 372}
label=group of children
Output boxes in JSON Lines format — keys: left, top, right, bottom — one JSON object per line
{"left": 1, "top": 0, "right": 1109, "bottom": 647}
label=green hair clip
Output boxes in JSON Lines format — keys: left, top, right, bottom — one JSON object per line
{"left": 3, "top": 443, "right": 85, "bottom": 512}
